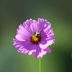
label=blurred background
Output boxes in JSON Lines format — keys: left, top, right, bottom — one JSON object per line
{"left": 0, "top": 0, "right": 72, "bottom": 72}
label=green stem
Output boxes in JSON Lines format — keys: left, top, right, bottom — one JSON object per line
{"left": 39, "top": 58, "right": 41, "bottom": 72}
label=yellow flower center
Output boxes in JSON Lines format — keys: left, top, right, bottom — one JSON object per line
{"left": 31, "top": 32, "right": 41, "bottom": 44}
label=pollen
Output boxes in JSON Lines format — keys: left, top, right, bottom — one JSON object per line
{"left": 31, "top": 32, "right": 41, "bottom": 44}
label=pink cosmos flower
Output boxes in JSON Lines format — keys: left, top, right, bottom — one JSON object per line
{"left": 13, "top": 18, "right": 55, "bottom": 58}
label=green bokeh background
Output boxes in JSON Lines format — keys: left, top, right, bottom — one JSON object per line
{"left": 0, "top": 0, "right": 72, "bottom": 72}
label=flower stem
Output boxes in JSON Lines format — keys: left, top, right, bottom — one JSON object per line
{"left": 39, "top": 58, "right": 41, "bottom": 72}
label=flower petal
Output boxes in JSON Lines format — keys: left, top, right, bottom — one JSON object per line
{"left": 32, "top": 45, "right": 41, "bottom": 58}
{"left": 39, "top": 39, "right": 54, "bottom": 49}
{"left": 39, "top": 23, "right": 55, "bottom": 49}
{"left": 37, "top": 48, "right": 52, "bottom": 58}
{"left": 37, "top": 49, "right": 47, "bottom": 58}
{"left": 13, "top": 39, "right": 34, "bottom": 54}
{"left": 30, "top": 20, "right": 38, "bottom": 33}
{"left": 23, "top": 19, "right": 33, "bottom": 34}
{"left": 16, "top": 24, "right": 32, "bottom": 41}
{"left": 28, "top": 49, "right": 36, "bottom": 55}
{"left": 44, "top": 48, "right": 52, "bottom": 54}
{"left": 37, "top": 18, "right": 49, "bottom": 32}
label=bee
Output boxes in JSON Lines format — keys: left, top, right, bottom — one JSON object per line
{"left": 34, "top": 32, "right": 40, "bottom": 38}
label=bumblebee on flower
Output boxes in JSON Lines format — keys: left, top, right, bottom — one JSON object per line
{"left": 13, "top": 18, "right": 55, "bottom": 58}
